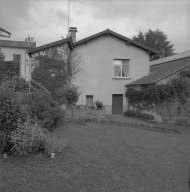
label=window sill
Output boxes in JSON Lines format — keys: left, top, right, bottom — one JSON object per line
{"left": 112, "top": 77, "right": 131, "bottom": 80}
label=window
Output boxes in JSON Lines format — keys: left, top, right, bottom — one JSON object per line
{"left": 86, "top": 95, "right": 93, "bottom": 105}
{"left": 113, "top": 59, "right": 130, "bottom": 78}
{"left": 13, "top": 54, "right": 21, "bottom": 61}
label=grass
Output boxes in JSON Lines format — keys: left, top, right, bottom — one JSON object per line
{"left": 0, "top": 122, "right": 189, "bottom": 192}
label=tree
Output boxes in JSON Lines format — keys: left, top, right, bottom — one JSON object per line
{"left": 132, "top": 29, "right": 175, "bottom": 61}
{"left": 32, "top": 47, "right": 81, "bottom": 102}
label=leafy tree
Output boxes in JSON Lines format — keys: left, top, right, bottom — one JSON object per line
{"left": 31, "top": 48, "right": 67, "bottom": 100}
{"left": 132, "top": 29, "right": 175, "bottom": 61}
{"left": 62, "top": 85, "right": 80, "bottom": 122}
{"left": 32, "top": 47, "right": 81, "bottom": 102}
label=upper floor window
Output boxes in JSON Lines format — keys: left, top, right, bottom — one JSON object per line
{"left": 114, "top": 59, "right": 130, "bottom": 78}
{"left": 13, "top": 54, "right": 21, "bottom": 61}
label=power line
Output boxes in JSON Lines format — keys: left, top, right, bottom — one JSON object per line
{"left": 2, "top": 13, "right": 65, "bottom": 34}
{"left": 1, "top": 20, "right": 64, "bottom": 36}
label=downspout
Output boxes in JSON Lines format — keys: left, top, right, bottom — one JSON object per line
{"left": 25, "top": 48, "right": 26, "bottom": 80}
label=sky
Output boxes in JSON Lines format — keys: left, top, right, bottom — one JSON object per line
{"left": 0, "top": 0, "right": 189, "bottom": 53}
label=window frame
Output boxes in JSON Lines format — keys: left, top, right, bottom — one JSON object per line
{"left": 13, "top": 54, "right": 21, "bottom": 61}
{"left": 113, "top": 59, "right": 131, "bottom": 79}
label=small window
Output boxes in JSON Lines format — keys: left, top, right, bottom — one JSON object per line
{"left": 86, "top": 95, "right": 93, "bottom": 105}
{"left": 13, "top": 54, "right": 21, "bottom": 61}
{"left": 114, "top": 59, "right": 130, "bottom": 78}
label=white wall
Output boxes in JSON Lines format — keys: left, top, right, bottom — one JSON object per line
{"left": 71, "top": 35, "right": 150, "bottom": 114}
{"left": 1, "top": 47, "right": 30, "bottom": 80}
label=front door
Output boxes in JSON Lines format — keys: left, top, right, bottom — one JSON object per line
{"left": 112, "top": 94, "right": 123, "bottom": 115}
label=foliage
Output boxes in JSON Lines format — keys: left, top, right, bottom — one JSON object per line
{"left": 124, "top": 110, "right": 154, "bottom": 120}
{"left": 9, "top": 117, "right": 68, "bottom": 156}
{"left": 63, "top": 85, "right": 80, "bottom": 106}
{"left": 0, "top": 83, "right": 25, "bottom": 154}
{"left": 94, "top": 100, "right": 103, "bottom": 109}
{"left": 125, "top": 78, "right": 188, "bottom": 111}
{"left": 31, "top": 48, "right": 67, "bottom": 100}
{"left": 22, "top": 91, "right": 64, "bottom": 131}
{"left": 0, "top": 47, "right": 5, "bottom": 62}
{"left": 0, "top": 61, "right": 20, "bottom": 83}
{"left": 32, "top": 48, "right": 82, "bottom": 102}
{"left": 132, "top": 29, "right": 175, "bottom": 61}
{"left": 10, "top": 118, "right": 47, "bottom": 156}
{"left": 179, "top": 70, "right": 190, "bottom": 78}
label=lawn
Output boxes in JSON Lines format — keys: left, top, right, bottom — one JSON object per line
{"left": 0, "top": 122, "right": 189, "bottom": 192}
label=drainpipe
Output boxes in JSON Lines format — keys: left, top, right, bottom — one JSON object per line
{"left": 25, "top": 48, "right": 26, "bottom": 80}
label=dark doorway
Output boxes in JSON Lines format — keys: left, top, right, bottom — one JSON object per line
{"left": 112, "top": 94, "right": 123, "bottom": 115}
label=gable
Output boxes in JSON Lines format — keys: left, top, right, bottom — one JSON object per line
{"left": 74, "top": 29, "right": 158, "bottom": 56}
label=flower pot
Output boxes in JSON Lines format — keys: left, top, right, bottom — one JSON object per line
{"left": 51, "top": 153, "right": 55, "bottom": 158}
{"left": 3, "top": 153, "right": 7, "bottom": 158}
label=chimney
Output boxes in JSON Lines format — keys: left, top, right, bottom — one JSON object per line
{"left": 68, "top": 27, "right": 77, "bottom": 43}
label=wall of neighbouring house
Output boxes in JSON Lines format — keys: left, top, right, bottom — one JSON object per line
{"left": 28, "top": 43, "right": 69, "bottom": 81}
{"left": 1, "top": 47, "right": 30, "bottom": 80}
{"left": 71, "top": 35, "right": 150, "bottom": 115}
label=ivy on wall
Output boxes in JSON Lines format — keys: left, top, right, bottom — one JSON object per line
{"left": 125, "top": 78, "right": 188, "bottom": 111}
{"left": 32, "top": 48, "right": 67, "bottom": 101}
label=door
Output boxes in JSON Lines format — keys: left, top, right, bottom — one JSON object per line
{"left": 112, "top": 94, "right": 123, "bottom": 115}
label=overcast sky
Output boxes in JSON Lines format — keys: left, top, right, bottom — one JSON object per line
{"left": 0, "top": 0, "right": 189, "bottom": 53}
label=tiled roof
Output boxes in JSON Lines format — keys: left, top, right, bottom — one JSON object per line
{"left": 126, "top": 52, "right": 190, "bottom": 86}
{"left": 28, "top": 37, "right": 73, "bottom": 54}
{"left": 74, "top": 29, "right": 158, "bottom": 55}
{"left": 0, "top": 39, "right": 35, "bottom": 49}
{"left": 150, "top": 50, "right": 190, "bottom": 66}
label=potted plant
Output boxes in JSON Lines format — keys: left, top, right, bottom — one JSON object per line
{"left": 94, "top": 100, "right": 103, "bottom": 110}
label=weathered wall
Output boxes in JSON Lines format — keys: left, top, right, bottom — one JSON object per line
{"left": 71, "top": 35, "right": 150, "bottom": 114}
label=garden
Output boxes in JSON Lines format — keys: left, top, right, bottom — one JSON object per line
{"left": 1, "top": 48, "right": 190, "bottom": 191}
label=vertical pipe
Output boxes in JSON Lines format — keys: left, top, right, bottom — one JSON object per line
{"left": 25, "top": 48, "right": 26, "bottom": 80}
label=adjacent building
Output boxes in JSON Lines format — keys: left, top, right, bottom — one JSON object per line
{"left": 0, "top": 37, "right": 36, "bottom": 79}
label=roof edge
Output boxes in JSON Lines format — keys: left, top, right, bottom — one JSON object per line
{"left": 126, "top": 66, "right": 189, "bottom": 87}
{"left": 28, "top": 37, "right": 73, "bottom": 55}
{"left": 74, "top": 29, "right": 158, "bottom": 54}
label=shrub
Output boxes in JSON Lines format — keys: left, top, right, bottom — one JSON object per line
{"left": 23, "top": 91, "right": 64, "bottom": 131}
{"left": 0, "top": 83, "right": 25, "bottom": 154}
{"left": 10, "top": 118, "right": 68, "bottom": 156}
{"left": 124, "top": 110, "right": 154, "bottom": 120}
{"left": 10, "top": 119, "right": 47, "bottom": 156}
{"left": 94, "top": 100, "right": 103, "bottom": 109}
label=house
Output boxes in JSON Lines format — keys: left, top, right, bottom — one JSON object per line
{"left": 127, "top": 50, "right": 190, "bottom": 87}
{"left": 26, "top": 27, "right": 157, "bottom": 115}
{"left": 126, "top": 50, "right": 190, "bottom": 122}
{"left": 71, "top": 28, "right": 157, "bottom": 115}
{"left": 0, "top": 37, "right": 36, "bottom": 80}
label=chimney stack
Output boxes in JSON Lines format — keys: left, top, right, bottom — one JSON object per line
{"left": 68, "top": 27, "right": 77, "bottom": 43}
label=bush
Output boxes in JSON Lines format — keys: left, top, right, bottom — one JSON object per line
{"left": 94, "top": 100, "right": 103, "bottom": 109}
{"left": 0, "top": 83, "right": 25, "bottom": 154}
{"left": 10, "top": 119, "right": 47, "bottom": 156}
{"left": 124, "top": 110, "right": 154, "bottom": 120}
{"left": 23, "top": 91, "right": 64, "bottom": 131}
{"left": 10, "top": 118, "right": 68, "bottom": 156}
